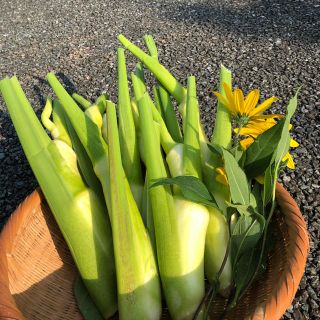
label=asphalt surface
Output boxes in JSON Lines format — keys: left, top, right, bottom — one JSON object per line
{"left": 0, "top": 0, "right": 319, "bottom": 319}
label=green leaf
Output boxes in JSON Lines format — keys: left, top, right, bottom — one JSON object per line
{"left": 274, "top": 90, "right": 300, "bottom": 165}
{"left": 244, "top": 119, "right": 285, "bottom": 178}
{"left": 74, "top": 275, "right": 104, "bottom": 320}
{"left": 222, "top": 149, "right": 250, "bottom": 205}
{"left": 250, "top": 182, "right": 263, "bottom": 214}
{"left": 231, "top": 213, "right": 265, "bottom": 266}
{"left": 207, "top": 143, "right": 223, "bottom": 157}
{"left": 230, "top": 145, "right": 246, "bottom": 167}
{"left": 225, "top": 202, "right": 253, "bottom": 216}
{"left": 150, "top": 175, "right": 218, "bottom": 208}
{"left": 263, "top": 164, "right": 274, "bottom": 208}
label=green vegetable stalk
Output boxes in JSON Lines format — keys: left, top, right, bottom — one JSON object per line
{"left": 0, "top": 77, "right": 117, "bottom": 319}
{"left": 106, "top": 101, "right": 161, "bottom": 320}
{"left": 137, "top": 76, "right": 209, "bottom": 320}
{"left": 117, "top": 48, "right": 144, "bottom": 208}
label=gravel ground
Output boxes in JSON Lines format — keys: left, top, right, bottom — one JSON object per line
{"left": 0, "top": 0, "right": 319, "bottom": 318}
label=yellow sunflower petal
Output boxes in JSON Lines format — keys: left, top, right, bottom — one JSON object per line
{"left": 212, "top": 90, "right": 233, "bottom": 113}
{"left": 234, "top": 88, "right": 245, "bottom": 114}
{"left": 216, "top": 174, "right": 228, "bottom": 186}
{"left": 251, "top": 114, "right": 284, "bottom": 121}
{"left": 240, "top": 137, "right": 255, "bottom": 150}
{"left": 215, "top": 167, "right": 228, "bottom": 186}
{"left": 223, "top": 82, "right": 237, "bottom": 113}
{"left": 282, "top": 152, "right": 295, "bottom": 169}
{"left": 250, "top": 121, "right": 274, "bottom": 131}
{"left": 244, "top": 89, "right": 260, "bottom": 114}
{"left": 237, "top": 119, "right": 276, "bottom": 137}
{"left": 247, "top": 118, "right": 277, "bottom": 128}
{"left": 289, "top": 124, "right": 293, "bottom": 130}
{"left": 235, "top": 127, "right": 261, "bottom": 137}
{"left": 249, "top": 96, "right": 278, "bottom": 117}
{"left": 290, "top": 138, "right": 299, "bottom": 148}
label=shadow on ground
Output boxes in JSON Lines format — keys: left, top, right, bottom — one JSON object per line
{"left": 161, "top": 0, "right": 320, "bottom": 43}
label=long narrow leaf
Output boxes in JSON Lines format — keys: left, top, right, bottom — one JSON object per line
{"left": 222, "top": 149, "right": 250, "bottom": 205}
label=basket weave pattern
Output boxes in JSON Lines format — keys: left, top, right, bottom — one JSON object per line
{"left": 0, "top": 184, "right": 309, "bottom": 320}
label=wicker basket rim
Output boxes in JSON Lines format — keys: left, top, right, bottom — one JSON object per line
{"left": 0, "top": 184, "right": 310, "bottom": 320}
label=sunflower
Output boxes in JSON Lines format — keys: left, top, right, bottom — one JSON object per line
{"left": 213, "top": 83, "right": 282, "bottom": 128}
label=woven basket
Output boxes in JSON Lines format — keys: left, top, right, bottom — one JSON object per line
{"left": 0, "top": 184, "right": 309, "bottom": 320}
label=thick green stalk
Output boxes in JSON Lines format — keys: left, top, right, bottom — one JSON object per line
{"left": 118, "top": 34, "right": 186, "bottom": 103}
{"left": 72, "top": 92, "right": 92, "bottom": 109}
{"left": 138, "top": 93, "right": 208, "bottom": 320}
{"left": 106, "top": 101, "right": 161, "bottom": 320}
{"left": 202, "top": 65, "right": 233, "bottom": 293}
{"left": 0, "top": 77, "right": 117, "bottom": 319}
{"left": 211, "top": 64, "right": 232, "bottom": 148}
{"left": 183, "top": 76, "right": 202, "bottom": 178}
{"left": 141, "top": 173, "right": 157, "bottom": 255}
{"left": 131, "top": 70, "right": 176, "bottom": 154}
{"left": 143, "top": 34, "right": 183, "bottom": 144}
{"left": 119, "top": 35, "right": 212, "bottom": 178}
{"left": 202, "top": 66, "right": 233, "bottom": 211}
{"left": 117, "top": 48, "right": 144, "bottom": 208}
{"left": 204, "top": 208, "right": 232, "bottom": 292}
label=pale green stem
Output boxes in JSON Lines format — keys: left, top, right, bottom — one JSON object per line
{"left": 211, "top": 64, "right": 232, "bottom": 148}
{"left": 72, "top": 92, "right": 92, "bottom": 109}
{"left": 118, "top": 34, "right": 186, "bottom": 103}
{"left": 183, "top": 76, "right": 202, "bottom": 179}
{"left": 117, "top": 47, "right": 143, "bottom": 205}
{"left": 158, "top": 85, "right": 183, "bottom": 143}
{"left": 131, "top": 69, "right": 176, "bottom": 154}
{"left": 153, "top": 85, "right": 165, "bottom": 118}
